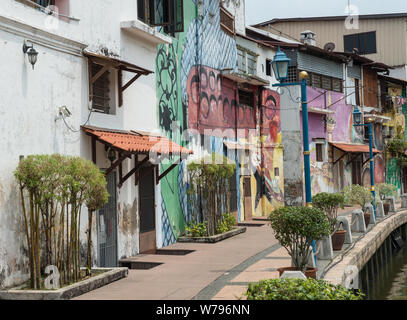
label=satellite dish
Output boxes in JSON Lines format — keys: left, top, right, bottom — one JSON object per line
{"left": 324, "top": 42, "right": 336, "bottom": 52}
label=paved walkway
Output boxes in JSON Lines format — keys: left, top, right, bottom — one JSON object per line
{"left": 74, "top": 220, "right": 278, "bottom": 300}
{"left": 74, "top": 204, "right": 392, "bottom": 300}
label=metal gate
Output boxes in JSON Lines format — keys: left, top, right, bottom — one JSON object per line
{"left": 97, "top": 172, "right": 118, "bottom": 267}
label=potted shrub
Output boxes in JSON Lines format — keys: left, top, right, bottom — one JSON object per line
{"left": 343, "top": 184, "right": 373, "bottom": 228}
{"left": 376, "top": 183, "right": 397, "bottom": 215}
{"left": 245, "top": 278, "right": 364, "bottom": 300}
{"left": 268, "top": 206, "right": 331, "bottom": 279}
{"left": 313, "top": 192, "right": 345, "bottom": 251}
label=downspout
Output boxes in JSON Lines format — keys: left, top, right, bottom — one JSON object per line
{"left": 259, "top": 86, "right": 265, "bottom": 215}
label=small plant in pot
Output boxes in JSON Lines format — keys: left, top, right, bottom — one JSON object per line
{"left": 343, "top": 184, "right": 373, "bottom": 228}
{"left": 313, "top": 192, "right": 345, "bottom": 251}
{"left": 376, "top": 183, "right": 397, "bottom": 215}
{"left": 268, "top": 206, "right": 331, "bottom": 279}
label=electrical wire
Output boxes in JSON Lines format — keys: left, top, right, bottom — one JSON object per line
{"left": 61, "top": 109, "right": 93, "bottom": 133}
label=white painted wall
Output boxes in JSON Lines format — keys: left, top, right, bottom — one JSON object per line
{"left": 0, "top": 0, "right": 166, "bottom": 288}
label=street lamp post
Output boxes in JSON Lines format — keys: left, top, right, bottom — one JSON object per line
{"left": 272, "top": 47, "right": 312, "bottom": 206}
{"left": 353, "top": 107, "right": 377, "bottom": 218}
{"left": 271, "top": 47, "right": 316, "bottom": 265}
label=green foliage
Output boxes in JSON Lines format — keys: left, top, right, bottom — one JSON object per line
{"left": 376, "top": 183, "right": 397, "bottom": 200}
{"left": 385, "top": 138, "right": 407, "bottom": 157}
{"left": 185, "top": 221, "right": 208, "bottom": 237}
{"left": 268, "top": 206, "right": 331, "bottom": 272}
{"left": 14, "top": 154, "right": 108, "bottom": 289}
{"left": 246, "top": 278, "right": 364, "bottom": 300}
{"left": 187, "top": 153, "right": 236, "bottom": 236}
{"left": 216, "top": 213, "right": 236, "bottom": 234}
{"left": 343, "top": 184, "right": 373, "bottom": 210}
{"left": 312, "top": 193, "right": 345, "bottom": 234}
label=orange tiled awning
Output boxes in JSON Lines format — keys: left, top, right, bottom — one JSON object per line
{"left": 330, "top": 142, "right": 381, "bottom": 154}
{"left": 82, "top": 126, "right": 193, "bottom": 156}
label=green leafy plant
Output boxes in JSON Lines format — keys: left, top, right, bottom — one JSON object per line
{"left": 216, "top": 213, "right": 236, "bottom": 234}
{"left": 343, "top": 184, "right": 373, "bottom": 212}
{"left": 245, "top": 278, "right": 364, "bottom": 300}
{"left": 15, "top": 154, "right": 108, "bottom": 289}
{"left": 312, "top": 193, "right": 345, "bottom": 234}
{"left": 185, "top": 221, "right": 208, "bottom": 237}
{"left": 376, "top": 183, "right": 397, "bottom": 200}
{"left": 187, "top": 153, "right": 236, "bottom": 236}
{"left": 385, "top": 137, "right": 407, "bottom": 157}
{"left": 268, "top": 206, "right": 331, "bottom": 272}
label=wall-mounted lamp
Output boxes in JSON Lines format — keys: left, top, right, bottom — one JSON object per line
{"left": 107, "top": 147, "right": 117, "bottom": 163}
{"left": 23, "top": 41, "right": 39, "bottom": 70}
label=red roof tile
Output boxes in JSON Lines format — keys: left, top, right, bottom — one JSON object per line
{"left": 82, "top": 126, "right": 193, "bottom": 155}
{"left": 330, "top": 142, "right": 381, "bottom": 154}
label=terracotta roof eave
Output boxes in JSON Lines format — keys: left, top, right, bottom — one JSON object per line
{"left": 81, "top": 126, "right": 193, "bottom": 156}
{"left": 330, "top": 142, "right": 381, "bottom": 154}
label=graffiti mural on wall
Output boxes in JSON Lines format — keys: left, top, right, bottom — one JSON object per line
{"left": 257, "top": 89, "right": 284, "bottom": 214}
{"left": 187, "top": 66, "right": 256, "bottom": 135}
{"left": 156, "top": 0, "right": 284, "bottom": 243}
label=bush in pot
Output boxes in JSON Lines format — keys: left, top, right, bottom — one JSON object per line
{"left": 268, "top": 206, "right": 331, "bottom": 278}
{"left": 312, "top": 192, "right": 345, "bottom": 251}
{"left": 343, "top": 184, "right": 373, "bottom": 228}
{"left": 376, "top": 183, "right": 397, "bottom": 215}
{"left": 245, "top": 278, "right": 364, "bottom": 300}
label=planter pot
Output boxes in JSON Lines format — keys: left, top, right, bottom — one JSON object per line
{"left": 383, "top": 202, "right": 390, "bottom": 215}
{"left": 364, "top": 212, "right": 371, "bottom": 228}
{"left": 277, "top": 266, "right": 318, "bottom": 279}
{"left": 331, "top": 230, "right": 346, "bottom": 251}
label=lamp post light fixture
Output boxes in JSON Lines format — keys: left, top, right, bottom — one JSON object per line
{"left": 352, "top": 107, "right": 377, "bottom": 218}
{"left": 272, "top": 48, "right": 317, "bottom": 265}
{"left": 23, "top": 41, "right": 39, "bottom": 70}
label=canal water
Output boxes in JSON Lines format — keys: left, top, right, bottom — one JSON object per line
{"left": 363, "top": 243, "right": 407, "bottom": 300}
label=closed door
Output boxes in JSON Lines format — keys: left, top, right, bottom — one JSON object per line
{"left": 98, "top": 172, "right": 118, "bottom": 267}
{"left": 352, "top": 159, "right": 362, "bottom": 186}
{"left": 243, "top": 176, "right": 252, "bottom": 221}
{"left": 139, "top": 166, "right": 156, "bottom": 253}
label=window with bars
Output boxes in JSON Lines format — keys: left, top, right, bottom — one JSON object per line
{"left": 302, "top": 71, "right": 343, "bottom": 93}
{"left": 281, "top": 66, "right": 298, "bottom": 83}
{"left": 20, "top": 0, "right": 70, "bottom": 17}
{"left": 220, "top": 5, "right": 235, "bottom": 37}
{"left": 91, "top": 64, "right": 116, "bottom": 115}
{"left": 137, "top": 0, "right": 184, "bottom": 34}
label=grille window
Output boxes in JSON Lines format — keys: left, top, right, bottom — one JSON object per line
{"left": 220, "top": 5, "right": 235, "bottom": 37}
{"left": 91, "top": 64, "right": 113, "bottom": 114}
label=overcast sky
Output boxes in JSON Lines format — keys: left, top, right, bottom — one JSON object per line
{"left": 246, "top": 0, "right": 407, "bottom": 25}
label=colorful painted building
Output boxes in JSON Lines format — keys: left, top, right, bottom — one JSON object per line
{"left": 155, "top": 0, "right": 285, "bottom": 246}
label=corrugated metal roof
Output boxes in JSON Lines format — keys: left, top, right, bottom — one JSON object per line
{"left": 330, "top": 142, "right": 381, "bottom": 154}
{"left": 254, "top": 13, "right": 407, "bottom": 27}
{"left": 82, "top": 126, "right": 193, "bottom": 155}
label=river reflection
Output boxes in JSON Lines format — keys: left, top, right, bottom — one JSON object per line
{"left": 368, "top": 246, "right": 407, "bottom": 300}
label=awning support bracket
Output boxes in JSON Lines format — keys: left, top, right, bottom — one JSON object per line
{"left": 119, "top": 156, "right": 150, "bottom": 188}
{"left": 156, "top": 157, "right": 181, "bottom": 184}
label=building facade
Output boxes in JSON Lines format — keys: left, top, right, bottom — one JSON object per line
{"left": 254, "top": 13, "right": 407, "bottom": 81}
